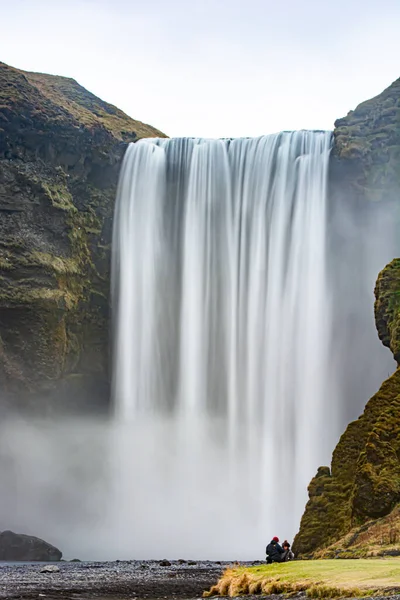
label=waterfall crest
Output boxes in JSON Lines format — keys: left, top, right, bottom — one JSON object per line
{"left": 112, "top": 132, "right": 335, "bottom": 557}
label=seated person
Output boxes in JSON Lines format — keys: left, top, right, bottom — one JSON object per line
{"left": 266, "top": 536, "right": 285, "bottom": 563}
{"left": 281, "top": 540, "right": 294, "bottom": 561}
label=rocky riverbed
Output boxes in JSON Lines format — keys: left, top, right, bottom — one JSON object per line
{"left": 0, "top": 559, "right": 233, "bottom": 599}
{"left": 0, "top": 560, "right": 400, "bottom": 600}
{"left": 1, "top": 560, "right": 400, "bottom": 600}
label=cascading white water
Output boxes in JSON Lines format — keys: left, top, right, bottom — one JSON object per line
{"left": 111, "top": 131, "right": 336, "bottom": 558}
{"left": 1, "top": 132, "right": 399, "bottom": 563}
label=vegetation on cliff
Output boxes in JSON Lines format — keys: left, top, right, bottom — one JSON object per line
{"left": 293, "top": 260, "right": 400, "bottom": 557}
{"left": 295, "top": 74, "right": 400, "bottom": 556}
{"left": 0, "top": 61, "right": 165, "bottom": 409}
{"left": 331, "top": 77, "right": 400, "bottom": 203}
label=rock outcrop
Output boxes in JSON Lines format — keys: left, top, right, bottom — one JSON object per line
{"left": 293, "top": 259, "right": 400, "bottom": 557}
{"left": 330, "top": 76, "right": 400, "bottom": 204}
{"left": 0, "top": 530, "right": 62, "bottom": 561}
{"left": 0, "top": 61, "right": 165, "bottom": 410}
{"left": 294, "top": 76, "right": 400, "bottom": 558}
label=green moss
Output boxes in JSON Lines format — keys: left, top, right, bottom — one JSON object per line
{"left": 41, "top": 181, "right": 76, "bottom": 212}
{"left": 0, "top": 59, "right": 165, "bottom": 398}
{"left": 294, "top": 260, "right": 400, "bottom": 557}
{"left": 375, "top": 259, "right": 400, "bottom": 363}
{"left": 0, "top": 256, "right": 14, "bottom": 271}
{"left": 353, "top": 395, "right": 400, "bottom": 519}
{"left": 30, "top": 251, "right": 80, "bottom": 275}
{"left": 333, "top": 77, "right": 400, "bottom": 203}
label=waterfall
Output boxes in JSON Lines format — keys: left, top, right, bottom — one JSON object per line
{"left": 111, "top": 132, "right": 335, "bottom": 558}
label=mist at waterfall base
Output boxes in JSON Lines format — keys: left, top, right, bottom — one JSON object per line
{"left": 0, "top": 132, "right": 398, "bottom": 561}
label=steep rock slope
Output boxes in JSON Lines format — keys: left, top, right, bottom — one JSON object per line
{"left": 294, "top": 77, "right": 400, "bottom": 557}
{"left": 330, "top": 76, "right": 400, "bottom": 204}
{"left": 293, "top": 259, "right": 400, "bottom": 556}
{"left": 0, "top": 61, "right": 165, "bottom": 411}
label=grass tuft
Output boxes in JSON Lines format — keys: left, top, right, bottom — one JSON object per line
{"left": 203, "top": 558, "right": 400, "bottom": 598}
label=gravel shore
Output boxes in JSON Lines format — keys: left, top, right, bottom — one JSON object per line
{"left": 0, "top": 559, "right": 230, "bottom": 599}
{"left": 1, "top": 560, "right": 400, "bottom": 600}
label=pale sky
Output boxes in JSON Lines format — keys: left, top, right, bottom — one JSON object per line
{"left": 1, "top": 0, "right": 400, "bottom": 138}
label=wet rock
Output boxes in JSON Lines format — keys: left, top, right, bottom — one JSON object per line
{"left": 0, "top": 530, "right": 62, "bottom": 561}
{"left": 188, "top": 560, "right": 197, "bottom": 565}
{"left": 40, "top": 565, "right": 60, "bottom": 573}
{"left": 159, "top": 559, "right": 171, "bottom": 566}
{"left": 381, "top": 549, "right": 400, "bottom": 557}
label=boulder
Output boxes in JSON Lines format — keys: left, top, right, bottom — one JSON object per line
{"left": 40, "top": 564, "right": 60, "bottom": 573}
{"left": 0, "top": 530, "right": 62, "bottom": 561}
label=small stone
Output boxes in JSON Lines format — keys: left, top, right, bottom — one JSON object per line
{"left": 40, "top": 564, "right": 60, "bottom": 573}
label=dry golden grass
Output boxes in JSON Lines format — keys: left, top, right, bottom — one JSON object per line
{"left": 315, "top": 505, "right": 400, "bottom": 559}
{"left": 25, "top": 71, "right": 166, "bottom": 140}
{"left": 204, "top": 558, "right": 400, "bottom": 598}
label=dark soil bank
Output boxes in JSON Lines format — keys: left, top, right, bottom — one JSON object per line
{"left": 0, "top": 559, "right": 232, "bottom": 599}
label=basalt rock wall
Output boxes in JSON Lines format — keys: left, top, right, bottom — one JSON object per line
{"left": 0, "top": 61, "right": 165, "bottom": 412}
{"left": 294, "top": 76, "right": 400, "bottom": 556}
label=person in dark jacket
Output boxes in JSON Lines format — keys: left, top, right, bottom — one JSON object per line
{"left": 266, "top": 536, "right": 285, "bottom": 563}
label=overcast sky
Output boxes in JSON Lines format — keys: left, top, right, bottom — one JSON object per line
{"left": 1, "top": 0, "right": 400, "bottom": 138}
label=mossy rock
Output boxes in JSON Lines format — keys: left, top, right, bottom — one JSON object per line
{"left": 375, "top": 259, "right": 400, "bottom": 363}
{"left": 0, "top": 60, "right": 166, "bottom": 408}
{"left": 294, "top": 261, "right": 400, "bottom": 557}
{"left": 331, "top": 77, "right": 400, "bottom": 204}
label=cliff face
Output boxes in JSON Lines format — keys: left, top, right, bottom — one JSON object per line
{"left": 0, "top": 61, "right": 165, "bottom": 411}
{"left": 293, "top": 76, "right": 400, "bottom": 558}
{"left": 293, "top": 260, "right": 400, "bottom": 557}
{"left": 331, "top": 76, "right": 400, "bottom": 204}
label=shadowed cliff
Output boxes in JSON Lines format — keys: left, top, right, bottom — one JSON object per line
{"left": 0, "top": 61, "right": 165, "bottom": 412}
{"left": 331, "top": 76, "right": 400, "bottom": 204}
{"left": 294, "top": 75, "right": 400, "bottom": 557}
{"left": 293, "top": 259, "right": 400, "bottom": 557}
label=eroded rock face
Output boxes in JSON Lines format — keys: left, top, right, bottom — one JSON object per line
{"left": 0, "top": 530, "right": 62, "bottom": 561}
{"left": 293, "top": 75, "right": 400, "bottom": 558}
{"left": 293, "top": 261, "right": 400, "bottom": 557}
{"left": 331, "top": 76, "right": 400, "bottom": 204}
{"left": 0, "top": 61, "right": 165, "bottom": 411}
{"left": 375, "top": 259, "right": 400, "bottom": 364}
